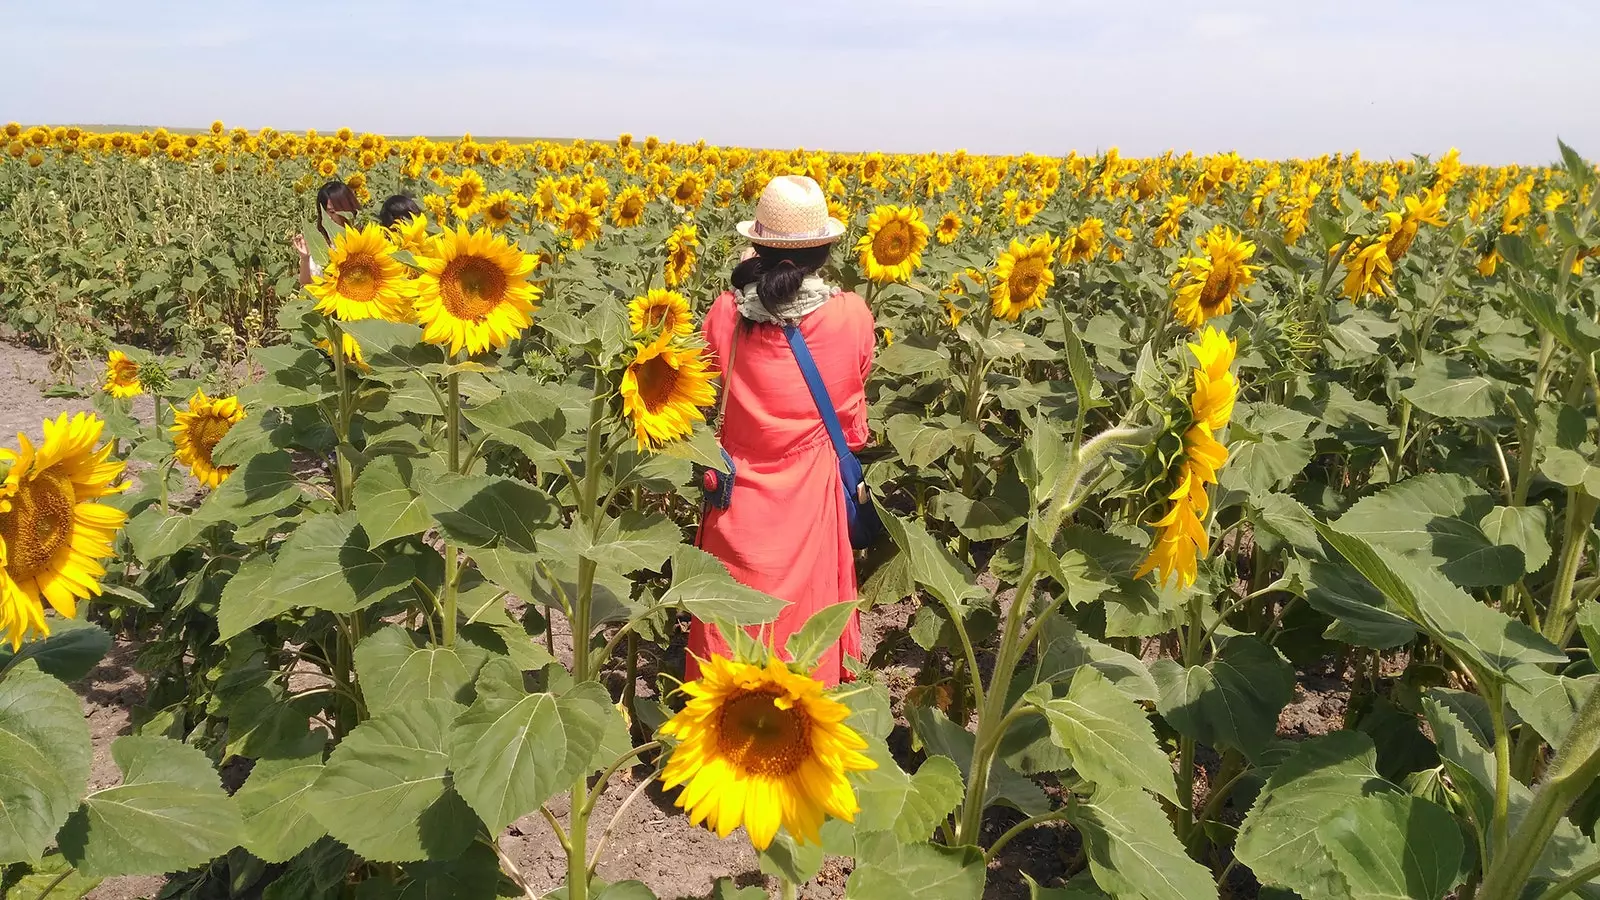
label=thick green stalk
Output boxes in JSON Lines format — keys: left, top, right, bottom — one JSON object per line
{"left": 1544, "top": 491, "right": 1598, "bottom": 645}
{"left": 323, "top": 319, "right": 355, "bottom": 511}
{"left": 440, "top": 371, "right": 462, "bottom": 647}
{"left": 1175, "top": 592, "right": 1205, "bottom": 841}
{"left": 1488, "top": 687, "right": 1513, "bottom": 858}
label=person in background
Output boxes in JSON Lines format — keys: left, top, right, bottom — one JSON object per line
{"left": 377, "top": 193, "right": 423, "bottom": 228}
{"left": 688, "top": 175, "right": 873, "bottom": 686}
{"left": 292, "top": 180, "right": 360, "bottom": 285}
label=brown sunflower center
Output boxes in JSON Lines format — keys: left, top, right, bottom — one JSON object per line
{"left": 456, "top": 183, "right": 480, "bottom": 208}
{"left": 488, "top": 202, "right": 512, "bottom": 222}
{"left": 1387, "top": 221, "right": 1418, "bottom": 262}
{"left": 1008, "top": 257, "right": 1045, "bottom": 302}
{"left": 872, "top": 221, "right": 912, "bottom": 265}
{"left": 439, "top": 256, "right": 508, "bottom": 321}
{"left": 337, "top": 253, "right": 382, "bottom": 302}
{"left": 187, "top": 414, "right": 233, "bottom": 466}
{"left": 622, "top": 196, "right": 644, "bottom": 218}
{"left": 0, "top": 471, "right": 77, "bottom": 580}
{"left": 635, "top": 354, "right": 681, "bottom": 413}
{"left": 1198, "top": 260, "right": 1236, "bottom": 312}
{"left": 716, "top": 689, "right": 812, "bottom": 778}
{"left": 644, "top": 304, "right": 671, "bottom": 328}
{"left": 110, "top": 360, "right": 138, "bottom": 384}
{"left": 675, "top": 178, "right": 698, "bottom": 203}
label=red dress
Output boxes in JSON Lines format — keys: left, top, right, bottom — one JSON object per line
{"left": 687, "top": 289, "right": 875, "bottom": 686}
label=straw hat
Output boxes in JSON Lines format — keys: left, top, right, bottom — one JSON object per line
{"left": 736, "top": 175, "right": 845, "bottom": 248}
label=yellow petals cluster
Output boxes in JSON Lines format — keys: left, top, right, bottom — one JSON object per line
{"left": 660, "top": 655, "right": 875, "bottom": 850}
{"left": 1170, "top": 226, "right": 1257, "bottom": 329}
{"left": 102, "top": 350, "right": 142, "bottom": 398}
{"left": 664, "top": 223, "right": 700, "bottom": 289}
{"left": 172, "top": 391, "right": 246, "bottom": 488}
{"left": 308, "top": 224, "right": 413, "bottom": 323}
{"left": 413, "top": 225, "right": 541, "bottom": 357}
{"left": 1136, "top": 328, "right": 1238, "bottom": 589}
{"left": 990, "top": 235, "right": 1059, "bottom": 321}
{"left": 857, "top": 205, "right": 929, "bottom": 284}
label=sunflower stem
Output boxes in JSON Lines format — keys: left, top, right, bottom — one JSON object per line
{"left": 322, "top": 319, "right": 354, "bottom": 511}
{"left": 441, "top": 369, "right": 462, "bottom": 648}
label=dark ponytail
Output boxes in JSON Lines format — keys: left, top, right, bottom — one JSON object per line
{"left": 731, "top": 243, "right": 832, "bottom": 316}
{"left": 314, "top": 180, "right": 360, "bottom": 243}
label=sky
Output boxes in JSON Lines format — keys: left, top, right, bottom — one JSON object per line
{"left": 4, "top": 0, "right": 1598, "bottom": 164}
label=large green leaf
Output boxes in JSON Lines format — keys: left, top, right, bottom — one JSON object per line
{"left": 233, "top": 732, "right": 328, "bottom": 863}
{"left": 1234, "top": 731, "right": 1397, "bottom": 900}
{"left": 1300, "top": 559, "right": 1418, "bottom": 650}
{"left": 58, "top": 736, "right": 244, "bottom": 877}
{"left": 353, "top": 626, "right": 475, "bottom": 716}
{"left": 395, "top": 842, "right": 502, "bottom": 900}
{"left": 8, "top": 850, "right": 101, "bottom": 898}
{"left": 854, "top": 752, "right": 963, "bottom": 843}
{"left": 1317, "top": 793, "right": 1471, "bottom": 900}
{"left": 909, "top": 705, "right": 1048, "bottom": 815}
{"left": 449, "top": 660, "right": 617, "bottom": 833}
{"left": 195, "top": 451, "right": 304, "bottom": 525}
{"left": 265, "top": 511, "right": 416, "bottom": 615}
{"left": 306, "top": 699, "right": 477, "bottom": 863}
{"left": 1505, "top": 669, "right": 1598, "bottom": 756}
{"left": 462, "top": 379, "right": 568, "bottom": 462}
{"left": 879, "top": 512, "right": 984, "bottom": 612}
{"left": 0, "top": 618, "right": 110, "bottom": 683}
{"left": 844, "top": 830, "right": 985, "bottom": 899}
{"left": 1151, "top": 635, "right": 1295, "bottom": 762}
{"left": 1401, "top": 357, "right": 1500, "bottom": 420}
{"left": 1333, "top": 474, "right": 1521, "bottom": 588}
{"left": 340, "top": 319, "right": 438, "bottom": 369}
{"left": 1067, "top": 786, "right": 1217, "bottom": 900}
{"left": 1034, "top": 619, "right": 1157, "bottom": 702}
{"left": 215, "top": 553, "right": 284, "bottom": 641}
{"left": 421, "top": 473, "right": 558, "bottom": 553}
{"left": 353, "top": 455, "right": 436, "bottom": 547}
{"left": 0, "top": 662, "right": 91, "bottom": 865}
{"left": 1040, "top": 668, "right": 1176, "bottom": 802}
{"left": 1479, "top": 505, "right": 1553, "bottom": 574}
{"left": 579, "top": 510, "right": 682, "bottom": 573}
{"left": 660, "top": 546, "right": 786, "bottom": 625}
{"left": 1024, "top": 875, "right": 1110, "bottom": 899}
{"left": 122, "top": 506, "right": 209, "bottom": 561}
{"left": 884, "top": 413, "right": 962, "bottom": 469}
{"left": 785, "top": 601, "right": 862, "bottom": 672}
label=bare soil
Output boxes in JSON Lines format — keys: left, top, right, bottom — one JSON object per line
{"left": 3, "top": 342, "right": 1354, "bottom": 900}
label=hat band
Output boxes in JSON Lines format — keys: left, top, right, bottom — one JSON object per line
{"left": 752, "top": 219, "right": 833, "bottom": 240}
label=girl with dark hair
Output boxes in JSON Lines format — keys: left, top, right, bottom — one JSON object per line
{"left": 377, "top": 193, "right": 423, "bottom": 228}
{"left": 688, "top": 175, "right": 875, "bottom": 686}
{"left": 292, "top": 180, "right": 361, "bottom": 285}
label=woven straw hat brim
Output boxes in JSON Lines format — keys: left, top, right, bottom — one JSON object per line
{"left": 735, "top": 218, "right": 846, "bottom": 248}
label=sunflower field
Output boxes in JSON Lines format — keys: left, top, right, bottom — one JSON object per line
{"left": 0, "top": 120, "right": 1599, "bottom": 900}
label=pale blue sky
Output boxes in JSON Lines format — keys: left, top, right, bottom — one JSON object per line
{"left": 4, "top": 0, "right": 1597, "bottom": 164}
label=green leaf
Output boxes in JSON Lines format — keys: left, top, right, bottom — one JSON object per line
{"left": 1024, "top": 875, "right": 1110, "bottom": 899}
{"left": 233, "top": 732, "right": 328, "bottom": 863}
{"left": 215, "top": 553, "right": 283, "bottom": 641}
{"left": 1580, "top": 603, "right": 1600, "bottom": 663}
{"left": 875, "top": 342, "right": 952, "bottom": 377}
{"left": 1401, "top": 358, "right": 1499, "bottom": 419}
{"left": 9, "top": 850, "right": 101, "bottom": 898}
{"left": 1505, "top": 669, "right": 1598, "bottom": 749}
{"left": 909, "top": 705, "right": 1047, "bottom": 815}
{"left": 591, "top": 881, "right": 659, "bottom": 900}
{"left": 122, "top": 506, "right": 209, "bottom": 561}
{"left": 785, "top": 601, "right": 862, "bottom": 672}
{"left": 266, "top": 511, "right": 416, "bottom": 615}
{"left": 353, "top": 455, "right": 436, "bottom": 547}
{"left": 58, "top": 735, "right": 244, "bottom": 877}
{"left": 580, "top": 511, "right": 682, "bottom": 573}
{"left": 1301, "top": 559, "right": 1418, "bottom": 650}
{"left": 845, "top": 830, "right": 985, "bottom": 900}
{"left": 195, "top": 451, "right": 303, "bottom": 525}
{"left": 391, "top": 841, "right": 503, "bottom": 900}
{"left": 884, "top": 414, "right": 961, "bottom": 469}
{"left": 936, "top": 489, "right": 1027, "bottom": 542}
{"left": 449, "top": 662, "right": 617, "bottom": 833}
{"left": 660, "top": 546, "right": 786, "bottom": 625}
{"left": 1249, "top": 492, "right": 1322, "bottom": 556}
{"left": 306, "top": 699, "right": 477, "bottom": 863}
{"left": 854, "top": 753, "right": 963, "bottom": 843}
{"left": 1316, "top": 792, "right": 1470, "bottom": 900}
{"left": 421, "top": 473, "right": 558, "bottom": 553}
{"left": 354, "top": 626, "right": 475, "bottom": 716}
{"left": 1067, "top": 786, "right": 1217, "bottom": 900}
{"left": 1479, "top": 505, "right": 1553, "bottom": 574}
{"left": 1152, "top": 635, "right": 1295, "bottom": 762}
{"left": 1559, "top": 138, "right": 1595, "bottom": 190}
{"left": 0, "top": 662, "right": 91, "bottom": 865}
{"left": 758, "top": 832, "right": 824, "bottom": 886}
{"left": 1035, "top": 619, "right": 1157, "bottom": 702}
{"left": 0, "top": 618, "right": 110, "bottom": 683}
{"left": 1234, "top": 731, "right": 1397, "bottom": 900}
{"left": 462, "top": 379, "right": 568, "bottom": 463}
{"left": 339, "top": 319, "right": 438, "bottom": 369}
{"left": 1510, "top": 282, "right": 1600, "bottom": 356}
{"left": 879, "top": 512, "right": 984, "bottom": 612}
{"left": 1040, "top": 668, "right": 1177, "bottom": 802}
{"left": 1334, "top": 473, "right": 1521, "bottom": 587}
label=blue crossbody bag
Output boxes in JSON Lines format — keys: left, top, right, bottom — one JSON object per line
{"left": 782, "top": 325, "right": 884, "bottom": 550}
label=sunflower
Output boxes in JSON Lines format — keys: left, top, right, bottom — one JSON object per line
{"left": 307, "top": 224, "right": 413, "bottom": 322}
{"left": 450, "top": 169, "right": 486, "bottom": 219}
{"left": 620, "top": 334, "right": 716, "bottom": 450}
{"left": 1063, "top": 217, "right": 1106, "bottom": 265}
{"left": 1170, "top": 225, "right": 1258, "bottom": 328}
{"left": 613, "top": 186, "right": 648, "bottom": 227}
{"left": 559, "top": 197, "right": 603, "bottom": 248}
{"left": 172, "top": 392, "right": 246, "bottom": 489}
{"left": 659, "top": 655, "right": 875, "bottom": 850}
{"left": 629, "top": 289, "right": 695, "bottom": 339}
{"left": 586, "top": 178, "right": 611, "bottom": 211}
{"left": 315, "top": 333, "right": 370, "bottom": 373}
{"left": 989, "top": 235, "right": 1059, "bottom": 321}
{"left": 1188, "top": 326, "right": 1237, "bottom": 433}
{"left": 1382, "top": 189, "right": 1448, "bottom": 263}
{"left": 671, "top": 171, "right": 707, "bottom": 208}
{"left": 481, "top": 190, "right": 522, "bottom": 230}
{"left": 856, "top": 205, "right": 929, "bottom": 284}
{"left": 316, "top": 158, "right": 337, "bottom": 179}
{"left": 102, "top": 350, "right": 142, "bottom": 398}
{"left": 1152, "top": 196, "right": 1189, "bottom": 248}
{"left": 935, "top": 211, "right": 962, "bottom": 245}
{"left": 390, "top": 213, "right": 432, "bottom": 255}
{"left": 1341, "top": 237, "right": 1395, "bottom": 300}
{"left": 413, "top": 226, "right": 540, "bottom": 357}
{"left": 664, "top": 223, "right": 699, "bottom": 289}
{"left": 0, "top": 414, "right": 128, "bottom": 650}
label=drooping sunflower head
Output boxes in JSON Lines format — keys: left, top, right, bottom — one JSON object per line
{"left": 989, "top": 234, "right": 1059, "bottom": 321}
{"left": 390, "top": 213, "right": 433, "bottom": 256}
{"left": 628, "top": 289, "right": 695, "bottom": 340}
{"left": 1063, "top": 217, "right": 1107, "bottom": 265}
{"left": 1170, "top": 225, "right": 1258, "bottom": 328}
{"left": 559, "top": 196, "right": 603, "bottom": 248}
{"left": 936, "top": 211, "right": 962, "bottom": 245}
{"left": 172, "top": 391, "right": 246, "bottom": 489}
{"left": 307, "top": 224, "right": 413, "bottom": 323}
{"left": 1187, "top": 326, "right": 1238, "bottom": 434}
{"left": 620, "top": 334, "right": 717, "bottom": 451}
{"left": 102, "top": 350, "right": 142, "bottom": 398}
{"left": 0, "top": 413, "right": 128, "bottom": 649}
{"left": 413, "top": 225, "right": 541, "bottom": 357}
{"left": 613, "top": 186, "right": 648, "bottom": 227}
{"left": 855, "top": 205, "right": 930, "bottom": 284}
{"left": 1341, "top": 236, "right": 1395, "bottom": 301}
{"left": 481, "top": 190, "right": 522, "bottom": 230}
{"left": 664, "top": 223, "right": 699, "bottom": 289}
{"left": 659, "top": 654, "right": 876, "bottom": 850}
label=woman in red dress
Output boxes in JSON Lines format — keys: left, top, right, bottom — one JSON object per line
{"left": 688, "top": 175, "right": 874, "bottom": 686}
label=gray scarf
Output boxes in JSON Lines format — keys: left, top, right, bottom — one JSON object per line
{"left": 736, "top": 275, "right": 838, "bottom": 325}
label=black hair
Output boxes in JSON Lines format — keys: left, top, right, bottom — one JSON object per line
{"left": 378, "top": 193, "right": 423, "bottom": 228}
{"left": 730, "top": 243, "right": 833, "bottom": 317}
{"left": 314, "top": 180, "right": 360, "bottom": 242}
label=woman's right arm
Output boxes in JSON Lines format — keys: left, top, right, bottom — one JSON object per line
{"left": 293, "top": 234, "right": 314, "bottom": 286}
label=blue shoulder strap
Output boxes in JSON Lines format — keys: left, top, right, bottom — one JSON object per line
{"left": 782, "top": 325, "right": 850, "bottom": 462}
